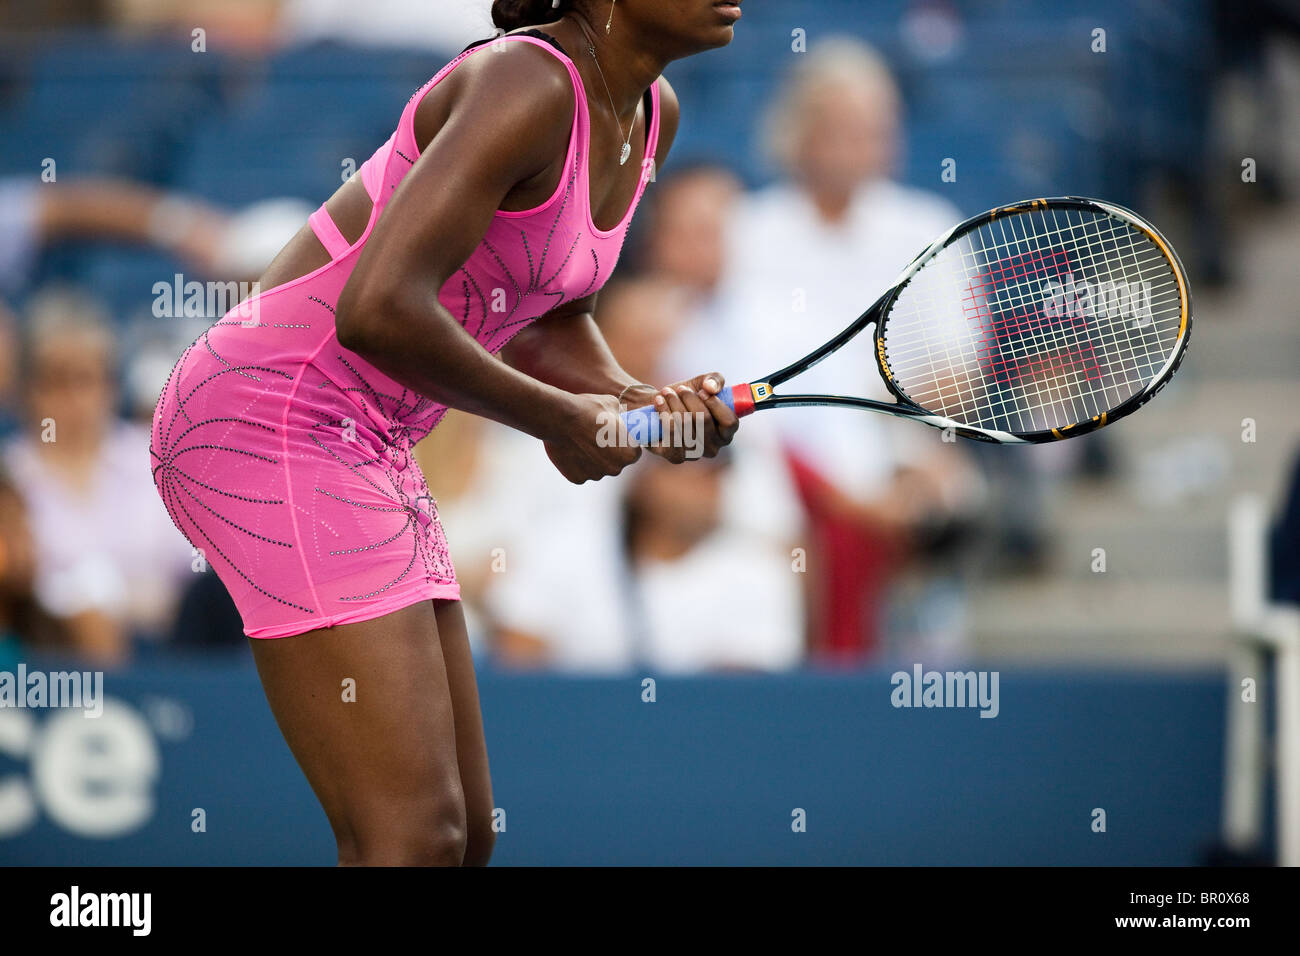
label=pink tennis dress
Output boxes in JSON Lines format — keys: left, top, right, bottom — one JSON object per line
{"left": 150, "top": 32, "right": 661, "bottom": 638}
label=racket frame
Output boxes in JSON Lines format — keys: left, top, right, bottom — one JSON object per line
{"left": 736, "top": 196, "right": 1193, "bottom": 445}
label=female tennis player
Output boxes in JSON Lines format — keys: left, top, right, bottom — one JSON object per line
{"left": 150, "top": 0, "right": 742, "bottom": 866}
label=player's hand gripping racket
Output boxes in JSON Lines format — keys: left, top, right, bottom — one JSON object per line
{"left": 622, "top": 197, "right": 1191, "bottom": 445}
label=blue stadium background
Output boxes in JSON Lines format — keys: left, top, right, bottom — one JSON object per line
{"left": 0, "top": 0, "right": 1241, "bottom": 865}
{"left": 0, "top": 0, "right": 1212, "bottom": 317}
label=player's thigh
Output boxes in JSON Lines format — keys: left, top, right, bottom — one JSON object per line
{"left": 248, "top": 600, "right": 465, "bottom": 851}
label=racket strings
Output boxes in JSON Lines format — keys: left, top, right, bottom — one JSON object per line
{"left": 891, "top": 219, "right": 1178, "bottom": 375}
{"left": 898, "top": 244, "right": 1175, "bottom": 414}
{"left": 881, "top": 207, "right": 1184, "bottom": 435}
{"left": 917, "top": 212, "right": 1180, "bottom": 425}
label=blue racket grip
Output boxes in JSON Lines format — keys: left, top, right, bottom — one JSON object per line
{"left": 619, "top": 384, "right": 744, "bottom": 446}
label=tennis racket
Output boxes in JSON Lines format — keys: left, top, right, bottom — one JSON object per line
{"left": 621, "top": 196, "right": 1191, "bottom": 445}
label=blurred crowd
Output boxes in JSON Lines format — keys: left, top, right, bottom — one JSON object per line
{"left": 1, "top": 0, "right": 495, "bottom": 52}
{"left": 0, "top": 25, "right": 1044, "bottom": 675}
{"left": 4, "top": 1, "right": 1288, "bottom": 674}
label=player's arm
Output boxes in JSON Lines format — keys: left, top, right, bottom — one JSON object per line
{"left": 501, "top": 77, "right": 735, "bottom": 459}
{"left": 500, "top": 292, "right": 659, "bottom": 403}
{"left": 500, "top": 76, "right": 683, "bottom": 404}
{"left": 335, "top": 46, "right": 640, "bottom": 482}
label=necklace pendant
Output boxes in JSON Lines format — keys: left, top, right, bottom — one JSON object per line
{"left": 619, "top": 142, "right": 631, "bottom": 165}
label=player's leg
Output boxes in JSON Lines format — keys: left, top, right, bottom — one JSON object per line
{"left": 434, "top": 599, "right": 496, "bottom": 866}
{"left": 248, "top": 600, "right": 467, "bottom": 866}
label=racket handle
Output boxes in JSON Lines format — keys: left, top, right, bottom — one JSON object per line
{"left": 619, "top": 383, "right": 752, "bottom": 446}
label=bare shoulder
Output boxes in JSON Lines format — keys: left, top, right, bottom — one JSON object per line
{"left": 654, "top": 75, "right": 682, "bottom": 166}
{"left": 413, "top": 40, "right": 578, "bottom": 154}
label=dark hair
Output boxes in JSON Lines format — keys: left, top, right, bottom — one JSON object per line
{"left": 491, "top": 0, "right": 574, "bottom": 32}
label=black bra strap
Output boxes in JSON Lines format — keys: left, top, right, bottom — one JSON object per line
{"left": 461, "top": 28, "right": 570, "bottom": 58}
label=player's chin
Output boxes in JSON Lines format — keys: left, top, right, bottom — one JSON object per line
{"left": 691, "top": 2, "right": 741, "bottom": 49}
